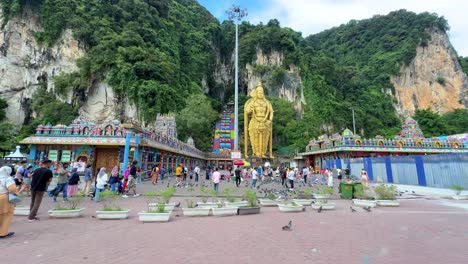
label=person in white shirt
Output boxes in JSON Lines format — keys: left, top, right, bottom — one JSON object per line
{"left": 288, "top": 168, "right": 296, "bottom": 190}
{"left": 251, "top": 169, "right": 258, "bottom": 188}
{"left": 302, "top": 167, "right": 309, "bottom": 183}
{"left": 194, "top": 166, "right": 200, "bottom": 182}
{"left": 94, "top": 168, "right": 108, "bottom": 202}
{"left": 327, "top": 169, "right": 334, "bottom": 187}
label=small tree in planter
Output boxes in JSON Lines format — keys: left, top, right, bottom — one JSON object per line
{"left": 96, "top": 190, "right": 130, "bottom": 219}
{"left": 451, "top": 184, "right": 467, "bottom": 200}
{"left": 293, "top": 188, "right": 314, "bottom": 206}
{"left": 138, "top": 192, "right": 171, "bottom": 222}
{"left": 353, "top": 186, "right": 377, "bottom": 207}
{"left": 374, "top": 184, "right": 400, "bottom": 206}
{"left": 238, "top": 190, "right": 261, "bottom": 215}
{"left": 48, "top": 194, "right": 85, "bottom": 218}
{"left": 314, "top": 186, "right": 333, "bottom": 202}
{"left": 278, "top": 199, "right": 305, "bottom": 212}
{"left": 182, "top": 197, "right": 211, "bottom": 216}
{"left": 223, "top": 188, "right": 247, "bottom": 207}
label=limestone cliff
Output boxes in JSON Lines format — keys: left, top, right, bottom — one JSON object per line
{"left": 0, "top": 8, "right": 138, "bottom": 125}
{"left": 391, "top": 31, "right": 468, "bottom": 116}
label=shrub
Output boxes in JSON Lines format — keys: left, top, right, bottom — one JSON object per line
{"left": 451, "top": 184, "right": 464, "bottom": 195}
{"left": 100, "top": 190, "right": 122, "bottom": 211}
{"left": 374, "top": 184, "right": 397, "bottom": 200}
{"left": 159, "top": 187, "right": 176, "bottom": 204}
{"left": 243, "top": 189, "right": 258, "bottom": 207}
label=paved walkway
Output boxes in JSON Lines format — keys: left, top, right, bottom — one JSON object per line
{"left": 3, "top": 180, "right": 468, "bottom": 264}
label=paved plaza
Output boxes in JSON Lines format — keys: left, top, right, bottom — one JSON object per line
{"left": 3, "top": 177, "right": 468, "bottom": 264}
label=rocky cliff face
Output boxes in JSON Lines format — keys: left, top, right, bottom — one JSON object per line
{"left": 0, "top": 8, "right": 138, "bottom": 125}
{"left": 391, "top": 31, "right": 468, "bottom": 116}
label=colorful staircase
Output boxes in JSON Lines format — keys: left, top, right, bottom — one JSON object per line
{"left": 213, "top": 108, "right": 235, "bottom": 154}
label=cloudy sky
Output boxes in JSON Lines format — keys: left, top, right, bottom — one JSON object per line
{"left": 197, "top": 0, "right": 468, "bottom": 56}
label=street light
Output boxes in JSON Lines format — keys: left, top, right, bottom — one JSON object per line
{"left": 226, "top": 5, "right": 247, "bottom": 152}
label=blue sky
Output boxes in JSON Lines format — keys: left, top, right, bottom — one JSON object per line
{"left": 197, "top": 0, "right": 468, "bottom": 56}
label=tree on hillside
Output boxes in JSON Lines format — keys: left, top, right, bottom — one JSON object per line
{"left": 443, "top": 109, "right": 468, "bottom": 134}
{"left": 176, "top": 94, "right": 218, "bottom": 151}
{"left": 412, "top": 109, "right": 448, "bottom": 137}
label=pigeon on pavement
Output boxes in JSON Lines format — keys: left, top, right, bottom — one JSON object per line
{"left": 350, "top": 206, "right": 357, "bottom": 212}
{"left": 282, "top": 220, "right": 292, "bottom": 231}
{"left": 317, "top": 206, "right": 323, "bottom": 213}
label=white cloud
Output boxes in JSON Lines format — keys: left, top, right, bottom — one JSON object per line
{"left": 248, "top": 0, "right": 468, "bottom": 56}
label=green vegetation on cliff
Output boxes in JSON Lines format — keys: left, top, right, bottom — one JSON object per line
{"left": 1, "top": 1, "right": 465, "bottom": 152}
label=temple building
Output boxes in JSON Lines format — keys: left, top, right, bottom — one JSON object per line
{"left": 20, "top": 116, "right": 206, "bottom": 174}
{"left": 300, "top": 117, "right": 468, "bottom": 170}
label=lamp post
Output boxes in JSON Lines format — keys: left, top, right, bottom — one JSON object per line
{"left": 227, "top": 5, "right": 247, "bottom": 152}
{"left": 351, "top": 107, "right": 356, "bottom": 135}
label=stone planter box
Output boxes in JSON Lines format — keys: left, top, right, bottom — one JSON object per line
{"left": 14, "top": 205, "right": 30, "bottom": 216}
{"left": 212, "top": 206, "right": 238, "bottom": 216}
{"left": 148, "top": 203, "right": 175, "bottom": 212}
{"left": 96, "top": 210, "right": 130, "bottom": 219}
{"left": 292, "top": 199, "right": 314, "bottom": 206}
{"left": 297, "top": 194, "right": 314, "bottom": 199}
{"left": 237, "top": 206, "right": 261, "bottom": 215}
{"left": 312, "top": 203, "right": 336, "bottom": 210}
{"left": 224, "top": 200, "right": 248, "bottom": 208}
{"left": 182, "top": 207, "right": 211, "bottom": 216}
{"left": 352, "top": 199, "right": 377, "bottom": 208}
{"left": 196, "top": 202, "right": 220, "bottom": 209}
{"left": 376, "top": 200, "right": 400, "bottom": 207}
{"left": 278, "top": 204, "right": 305, "bottom": 212}
{"left": 48, "top": 208, "right": 85, "bottom": 218}
{"left": 138, "top": 212, "right": 171, "bottom": 222}
{"left": 259, "top": 199, "right": 282, "bottom": 206}
{"left": 452, "top": 195, "right": 468, "bottom": 200}
{"left": 313, "top": 194, "right": 331, "bottom": 201}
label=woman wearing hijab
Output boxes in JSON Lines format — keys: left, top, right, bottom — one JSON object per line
{"left": 94, "top": 168, "right": 108, "bottom": 202}
{"left": 0, "top": 166, "right": 17, "bottom": 239}
{"left": 67, "top": 167, "right": 80, "bottom": 197}
{"left": 109, "top": 166, "right": 119, "bottom": 192}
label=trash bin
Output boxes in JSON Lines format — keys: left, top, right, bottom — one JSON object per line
{"left": 340, "top": 182, "right": 353, "bottom": 199}
{"left": 352, "top": 182, "right": 363, "bottom": 198}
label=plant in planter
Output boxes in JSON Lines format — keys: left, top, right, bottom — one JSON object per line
{"left": 238, "top": 189, "right": 261, "bottom": 215}
{"left": 451, "top": 184, "right": 467, "bottom": 200}
{"left": 374, "top": 184, "right": 400, "bottom": 206}
{"left": 223, "top": 188, "right": 247, "bottom": 207}
{"left": 259, "top": 191, "right": 281, "bottom": 206}
{"left": 95, "top": 190, "right": 130, "bottom": 219}
{"left": 149, "top": 187, "right": 176, "bottom": 212}
{"left": 13, "top": 194, "right": 30, "bottom": 216}
{"left": 352, "top": 187, "right": 377, "bottom": 208}
{"left": 138, "top": 192, "right": 171, "bottom": 222}
{"left": 197, "top": 187, "right": 219, "bottom": 208}
{"left": 278, "top": 200, "right": 305, "bottom": 212}
{"left": 182, "top": 198, "right": 211, "bottom": 216}
{"left": 48, "top": 194, "right": 85, "bottom": 218}
{"left": 293, "top": 188, "right": 314, "bottom": 206}
{"left": 212, "top": 196, "right": 237, "bottom": 216}
{"left": 314, "top": 186, "right": 333, "bottom": 202}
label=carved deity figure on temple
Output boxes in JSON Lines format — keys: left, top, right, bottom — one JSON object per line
{"left": 244, "top": 82, "right": 274, "bottom": 158}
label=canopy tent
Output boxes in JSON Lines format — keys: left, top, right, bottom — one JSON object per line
{"left": 3, "top": 146, "right": 26, "bottom": 162}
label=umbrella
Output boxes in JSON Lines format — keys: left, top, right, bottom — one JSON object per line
{"left": 234, "top": 159, "right": 244, "bottom": 166}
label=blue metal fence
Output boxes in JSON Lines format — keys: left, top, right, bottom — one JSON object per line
{"left": 323, "top": 153, "right": 468, "bottom": 189}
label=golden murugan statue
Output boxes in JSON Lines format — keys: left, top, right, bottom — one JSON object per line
{"left": 244, "top": 82, "right": 274, "bottom": 158}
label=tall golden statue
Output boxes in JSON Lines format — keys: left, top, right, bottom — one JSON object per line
{"left": 244, "top": 82, "right": 274, "bottom": 158}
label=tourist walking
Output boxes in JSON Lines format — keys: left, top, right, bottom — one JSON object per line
{"left": 15, "top": 161, "right": 27, "bottom": 188}
{"left": 29, "top": 159, "right": 53, "bottom": 222}
{"left": 288, "top": 168, "right": 296, "bottom": 190}
{"left": 182, "top": 165, "right": 188, "bottom": 181}
{"left": 234, "top": 166, "right": 242, "bottom": 187}
{"left": 52, "top": 163, "right": 70, "bottom": 202}
{"left": 361, "top": 168, "right": 369, "bottom": 187}
{"left": 83, "top": 164, "right": 93, "bottom": 196}
{"left": 302, "top": 166, "right": 309, "bottom": 183}
{"left": 160, "top": 166, "right": 166, "bottom": 181}
{"left": 251, "top": 168, "right": 258, "bottom": 188}
{"left": 124, "top": 160, "right": 140, "bottom": 197}
{"left": 175, "top": 164, "right": 182, "bottom": 186}
{"left": 0, "top": 166, "right": 17, "bottom": 238}
{"left": 212, "top": 168, "right": 221, "bottom": 192}
{"left": 281, "top": 168, "right": 288, "bottom": 188}
{"left": 94, "top": 168, "right": 108, "bottom": 202}
{"left": 194, "top": 165, "right": 200, "bottom": 182}
{"left": 67, "top": 168, "right": 80, "bottom": 197}
{"left": 109, "top": 166, "right": 120, "bottom": 192}
{"left": 327, "top": 169, "right": 334, "bottom": 187}
{"left": 151, "top": 165, "right": 160, "bottom": 185}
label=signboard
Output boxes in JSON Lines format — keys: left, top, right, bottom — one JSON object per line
{"left": 231, "top": 150, "right": 241, "bottom": 159}
{"left": 48, "top": 150, "right": 58, "bottom": 161}
{"left": 61, "top": 150, "right": 71, "bottom": 162}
